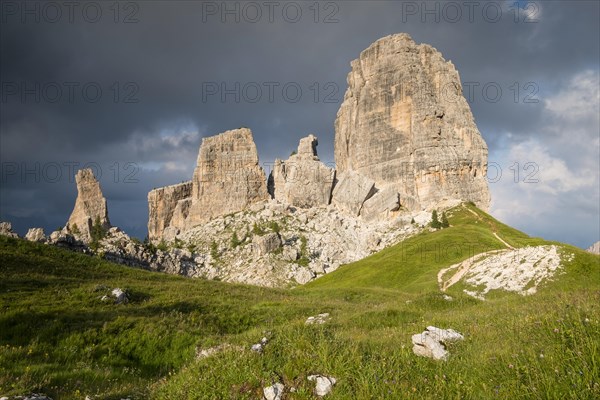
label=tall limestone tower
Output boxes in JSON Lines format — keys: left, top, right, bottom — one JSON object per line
{"left": 334, "top": 33, "right": 491, "bottom": 211}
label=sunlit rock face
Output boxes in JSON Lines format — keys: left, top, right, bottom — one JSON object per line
{"left": 334, "top": 33, "right": 490, "bottom": 211}
{"left": 268, "top": 134, "right": 336, "bottom": 208}
{"left": 66, "top": 168, "right": 111, "bottom": 241}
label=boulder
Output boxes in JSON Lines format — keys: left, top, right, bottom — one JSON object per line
{"left": 411, "top": 326, "right": 464, "bottom": 361}
{"left": 65, "top": 169, "right": 110, "bottom": 241}
{"left": 253, "top": 232, "right": 282, "bottom": 256}
{"left": 25, "top": 227, "right": 46, "bottom": 242}
{"left": 111, "top": 288, "right": 129, "bottom": 304}
{"left": 360, "top": 187, "right": 400, "bottom": 221}
{"left": 331, "top": 170, "right": 376, "bottom": 216}
{"left": 294, "top": 267, "right": 315, "bottom": 285}
{"left": 305, "top": 313, "right": 330, "bottom": 325}
{"left": 334, "top": 33, "right": 490, "bottom": 212}
{"left": 263, "top": 383, "right": 285, "bottom": 400}
{"left": 307, "top": 375, "right": 337, "bottom": 397}
{"left": 268, "top": 134, "right": 336, "bottom": 208}
{"left": 282, "top": 246, "right": 299, "bottom": 261}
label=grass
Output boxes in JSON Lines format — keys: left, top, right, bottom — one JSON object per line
{"left": 0, "top": 204, "right": 598, "bottom": 399}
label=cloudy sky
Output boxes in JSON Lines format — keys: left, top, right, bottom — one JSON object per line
{"left": 1, "top": 0, "right": 598, "bottom": 249}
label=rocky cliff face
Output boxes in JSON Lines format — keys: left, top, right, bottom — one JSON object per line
{"left": 334, "top": 33, "right": 490, "bottom": 211}
{"left": 148, "top": 128, "right": 269, "bottom": 242}
{"left": 187, "top": 128, "right": 269, "bottom": 226}
{"left": 587, "top": 241, "right": 600, "bottom": 255}
{"left": 66, "top": 169, "right": 110, "bottom": 240}
{"left": 268, "top": 134, "right": 336, "bottom": 208}
{"left": 148, "top": 182, "right": 192, "bottom": 242}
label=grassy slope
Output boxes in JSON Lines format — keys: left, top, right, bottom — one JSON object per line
{"left": 0, "top": 204, "right": 598, "bottom": 399}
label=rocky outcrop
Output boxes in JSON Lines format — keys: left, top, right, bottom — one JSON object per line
{"left": 66, "top": 169, "right": 110, "bottom": 240}
{"left": 148, "top": 181, "right": 192, "bottom": 241}
{"left": 334, "top": 33, "right": 490, "bottom": 212}
{"left": 268, "top": 134, "right": 336, "bottom": 208}
{"left": 0, "top": 222, "right": 18, "bottom": 238}
{"left": 187, "top": 128, "right": 269, "bottom": 226}
{"left": 331, "top": 170, "right": 376, "bottom": 216}
{"left": 25, "top": 227, "right": 46, "bottom": 242}
{"left": 587, "top": 241, "right": 600, "bottom": 255}
{"left": 148, "top": 128, "right": 269, "bottom": 242}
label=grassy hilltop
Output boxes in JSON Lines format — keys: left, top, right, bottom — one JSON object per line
{"left": 1, "top": 204, "right": 598, "bottom": 399}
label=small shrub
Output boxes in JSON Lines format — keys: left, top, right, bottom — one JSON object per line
{"left": 269, "top": 221, "right": 281, "bottom": 234}
{"left": 157, "top": 240, "right": 168, "bottom": 252}
{"left": 252, "top": 223, "right": 265, "bottom": 236}
{"left": 230, "top": 232, "right": 242, "bottom": 248}
{"left": 70, "top": 223, "right": 81, "bottom": 236}
{"left": 210, "top": 241, "right": 220, "bottom": 260}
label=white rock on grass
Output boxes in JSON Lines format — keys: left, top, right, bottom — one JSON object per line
{"left": 263, "top": 382, "right": 285, "bottom": 400}
{"left": 111, "top": 288, "right": 129, "bottom": 304}
{"left": 305, "top": 313, "right": 330, "bottom": 325}
{"left": 411, "top": 326, "right": 464, "bottom": 361}
{"left": 308, "top": 375, "right": 337, "bottom": 396}
{"left": 251, "top": 337, "right": 269, "bottom": 353}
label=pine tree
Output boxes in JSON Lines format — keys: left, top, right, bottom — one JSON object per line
{"left": 441, "top": 212, "right": 450, "bottom": 228}
{"left": 430, "top": 210, "right": 442, "bottom": 229}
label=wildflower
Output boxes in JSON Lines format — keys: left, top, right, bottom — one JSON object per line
{"left": 508, "top": 364, "right": 514, "bottom": 369}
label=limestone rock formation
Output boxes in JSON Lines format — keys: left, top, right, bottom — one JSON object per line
{"left": 268, "top": 134, "right": 336, "bottom": 208}
{"left": 335, "top": 33, "right": 490, "bottom": 211}
{"left": 360, "top": 187, "right": 400, "bottom": 221}
{"left": 187, "top": 128, "right": 269, "bottom": 226}
{"left": 331, "top": 170, "right": 376, "bottom": 216}
{"left": 25, "top": 227, "right": 46, "bottom": 242}
{"left": 148, "top": 181, "right": 192, "bottom": 241}
{"left": 587, "top": 241, "right": 600, "bottom": 255}
{"left": 147, "top": 128, "right": 269, "bottom": 242}
{"left": 0, "top": 222, "right": 18, "bottom": 238}
{"left": 66, "top": 169, "right": 110, "bottom": 240}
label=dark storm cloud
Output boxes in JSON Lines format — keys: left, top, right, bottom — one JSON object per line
{"left": 1, "top": 0, "right": 598, "bottom": 246}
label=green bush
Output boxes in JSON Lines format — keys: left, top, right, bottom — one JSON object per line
{"left": 252, "top": 223, "right": 265, "bottom": 236}
{"left": 210, "top": 241, "right": 220, "bottom": 260}
{"left": 230, "top": 232, "right": 242, "bottom": 248}
{"left": 269, "top": 221, "right": 281, "bottom": 234}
